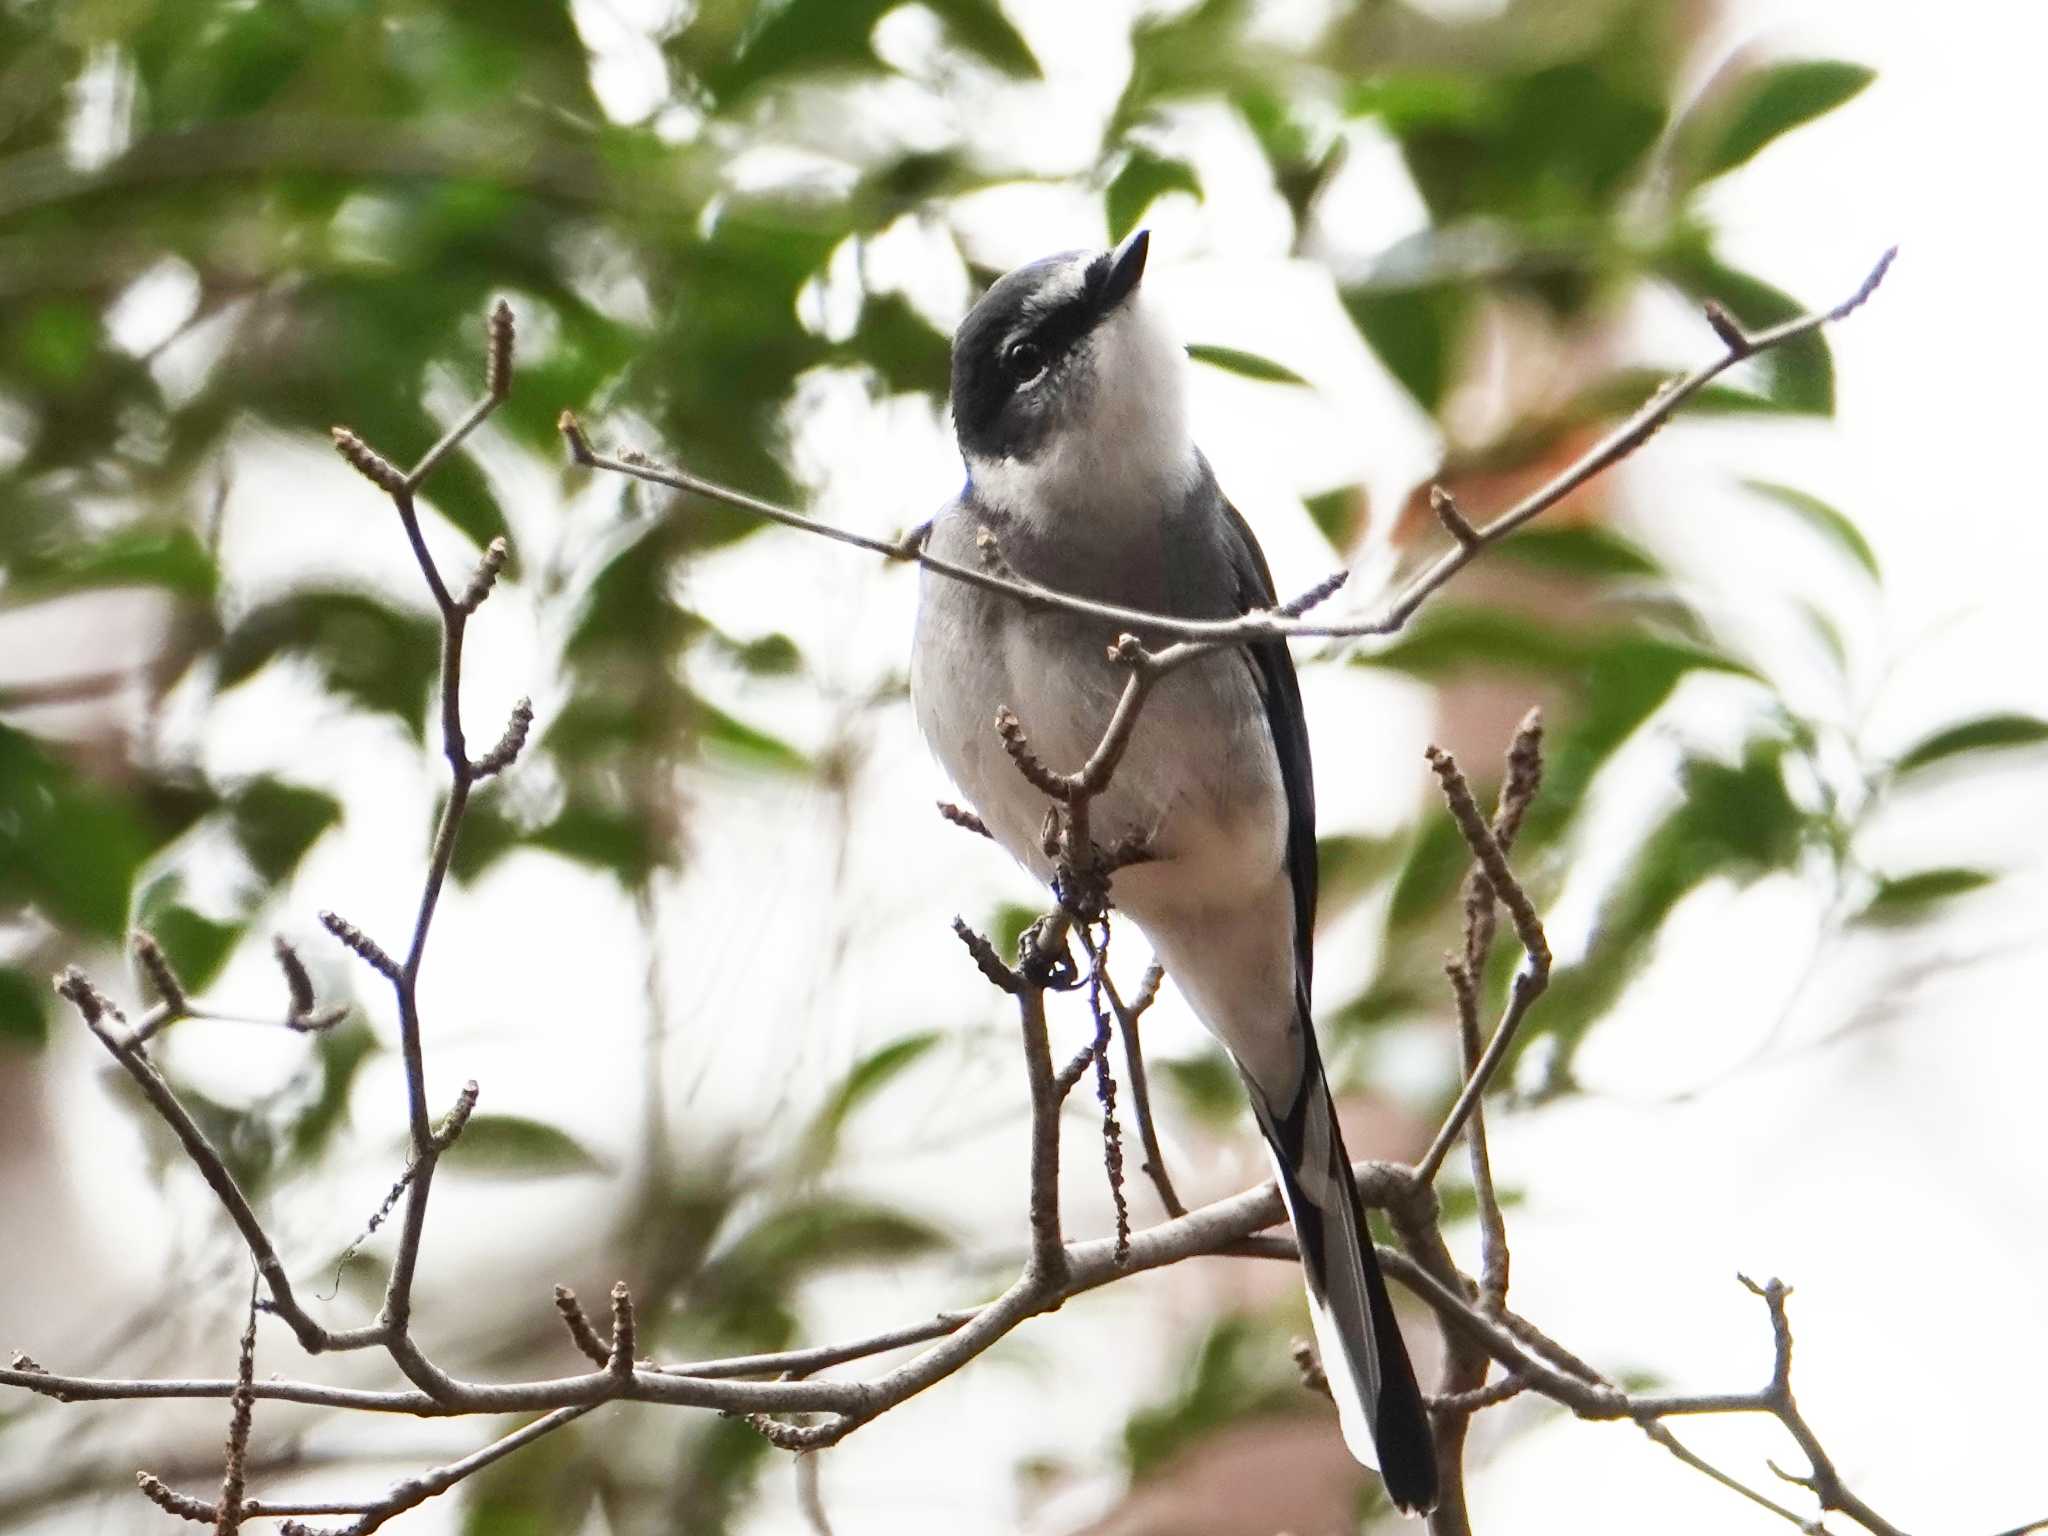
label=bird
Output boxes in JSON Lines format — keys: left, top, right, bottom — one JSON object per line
{"left": 909, "top": 229, "right": 1438, "bottom": 1513}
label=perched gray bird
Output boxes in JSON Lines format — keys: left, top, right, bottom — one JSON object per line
{"left": 911, "top": 230, "right": 1437, "bottom": 1512}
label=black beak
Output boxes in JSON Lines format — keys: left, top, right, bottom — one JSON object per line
{"left": 1097, "top": 228, "right": 1150, "bottom": 315}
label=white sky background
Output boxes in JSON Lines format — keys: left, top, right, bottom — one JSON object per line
{"left": 6, "top": 1, "right": 2047, "bottom": 1533}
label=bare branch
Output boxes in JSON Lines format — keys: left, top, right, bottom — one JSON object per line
{"left": 470, "top": 695, "right": 533, "bottom": 779}
{"left": 1415, "top": 738, "right": 1553, "bottom": 1185}
{"left": 605, "top": 1282, "right": 637, "bottom": 1382}
{"left": 210, "top": 1282, "right": 259, "bottom": 1535}
{"left": 561, "top": 251, "right": 1894, "bottom": 649}
{"left": 935, "top": 800, "right": 992, "bottom": 839}
{"left": 552, "top": 1286, "right": 611, "bottom": 1368}
{"left": 132, "top": 930, "right": 189, "bottom": 1015}
{"left": 328, "top": 428, "right": 407, "bottom": 498}
{"left": 272, "top": 936, "right": 317, "bottom": 1022}
{"left": 484, "top": 298, "right": 514, "bottom": 403}
{"left": 1429, "top": 485, "right": 1481, "bottom": 550}
{"left": 318, "top": 911, "right": 399, "bottom": 982}
{"left": 457, "top": 536, "right": 509, "bottom": 613}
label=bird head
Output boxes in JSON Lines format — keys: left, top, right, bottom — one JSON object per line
{"left": 949, "top": 230, "right": 1192, "bottom": 518}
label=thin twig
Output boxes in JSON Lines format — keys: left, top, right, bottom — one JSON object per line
{"left": 560, "top": 251, "right": 1894, "bottom": 649}
{"left": 1414, "top": 742, "right": 1553, "bottom": 1184}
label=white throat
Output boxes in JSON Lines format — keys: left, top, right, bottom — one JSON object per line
{"left": 968, "top": 283, "right": 1195, "bottom": 528}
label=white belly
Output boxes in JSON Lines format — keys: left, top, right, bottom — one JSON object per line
{"left": 912, "top": 557, "right": 1306, "bottom": 1092}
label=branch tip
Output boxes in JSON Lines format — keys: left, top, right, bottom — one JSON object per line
{"left": 1275, "top": 568, "right": 1349, "bottom": 618}
{"left": 131, "top": 930, "right": 188, "bottom": 1013}
{"left": 936, "top": 801, "right": 992, "bottom": 840}
{"left": 433, "top": 1081, "right": 480, "bottom": 1150}
{"left": 54, "top": 966, "right": 121, "bottom": 1029}
{"left": 459, "top": 537, "right": 510, "bottom": 612}
{"left": 553, "top": 1285, "right": 611, "bottom": 1366}
{"left": 607, "top": 1282, "right": 637, "bottom": 1379}
{"left": 1703, "top": 299, "right": 1751, "bottom": 355}
{"left": 271, "top": 935, "right": 318, "bottom": 1019}
{"left": 329, "top": 427, "right": 408, "bottom": 497}
{"left": 1829, "top": 245, "right": 1897, "bottom": 323}
{"left": 485, "top": 300, "right": 515, "bottom": 402}
{"left": 317, "top": 910, "right": 400, "bottom": 981}
{"left": 472, "top": 696, "right": 533, "bottom": 778}
{"left": 1429, "top": 485, "right": 1483, "bottom": 548}
{"left": 557, "top": 410, "right": 595, "bottom": 464}
{"left": 137, "top": 1471, "right": 212, "bottom": 1522}
{"left": 951, "top": 916, "right": 1024, "bottom": 994}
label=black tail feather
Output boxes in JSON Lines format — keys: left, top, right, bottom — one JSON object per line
{"left": 1256, "top": 1038, "right": 1438, "bottom": 1513}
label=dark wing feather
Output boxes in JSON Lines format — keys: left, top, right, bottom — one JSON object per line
{"left": 1218, "top": 500, "right": 1317, "bottom": 993}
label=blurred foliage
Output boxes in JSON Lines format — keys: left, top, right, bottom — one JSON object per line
{"left": 0, "top": 0, "right": 2018, "bottom": 1529}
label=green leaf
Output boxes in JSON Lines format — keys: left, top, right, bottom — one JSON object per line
{"left": 228, "top": 779, "right": 343, "bottom": 884}
{"left": 1494, "top": 524, "right": 1662, "bottom": 579}
{"left": 441, "top": 1115, "right": 610, "bottom": 1177}
{"left": 0, "top": 723, "right": 155, "bottom": 938}
{"left": 1893, "top": 714, "right": 2048, "bottom": 777}
{"left": 0, "top": 967, "right": 45, "bottom": 1047}
{"left": 1743, "top": 481, "right": 1879, "bottom": 580}
{"left": 990, "top": 902, "right": 1040, "bottom": 963}
{"left": 1857, "top": 867, "right": 1994, "bottom": 923}
{"left": 1689, "top": 61, "right": 1874, "bottom": 183}
{"left": 135, "top": 875, "right": 243, "bottom": 992}
{"left": 710, "top": 0, "right": 1035, "bottom": 101}
{"left": 290, "top": 1020, "right": 377, "bottom": 1165}
{"left": 217, "top": 591, "right": 440, "bottom": 737}
{"left": 842, "top": 290, "right": 951, "bottom": 396}
{"left": 797, "top": 1030, "right": 942, "bottom": 1173}
{"left": 526, "top": 803, "right": 658, "bottom": 884}
{"left": 1107, "top": 150, "right": 1201, "bottom": 241}
{"left": 1157, "top": 1047, "right": 1243, "bottom": 1129}
{"left": 1386, "top": 811, "right": 1469, "bottom": 929}
{"left": 1184, "top": 344, "right": 1307, "bottom": 387}
{"left": 1302, "top": 485, "right": 1366, "bottom": 550}
{"left": 8, "top": 526, "right": 219, "bottom": 601}
{"left": 719, "top": 1196, "right": 949, "bottom": 1279}
{"left": 1344, "top": 72, "right": 1491, "bottom": 132}
{"left": 1657, "top": 248, "right": 1833, "bottom": 415}
{"left": 724, "top": 632, "right": 803, "bottom": 676}
{"left": 925, "top": 0, "right": 1040, "bottom": 78}
{"left": 1125, "top": 1315, "right": 1308, "bottom": 1476}
{"left": 694, "top": 699, "right": 810, "bottom": 774}
{"left": 1342, "top": 282, "right": 1467, "bottom": 411}
{"left": 1317, "top": 832, "right": 1403, "bottom": 906}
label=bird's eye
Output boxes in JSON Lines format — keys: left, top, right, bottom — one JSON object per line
{"left": 1003, "top": 340, "right": 1045, "bottom": 384}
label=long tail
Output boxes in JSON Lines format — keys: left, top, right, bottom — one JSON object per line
{"left": 1249, "top": 1033, "right": 1438, "bottom": 1513}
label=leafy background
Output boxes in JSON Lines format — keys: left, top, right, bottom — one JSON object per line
{"left": 1, "top": 1, "right": 2043, "bottom": 1533}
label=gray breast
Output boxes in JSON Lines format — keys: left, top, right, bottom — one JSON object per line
{"left": 910, "top": 485, "right": 1287, "bottom": 906}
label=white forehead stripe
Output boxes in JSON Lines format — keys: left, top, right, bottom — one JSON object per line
{"left": 1024, "top": 253, "right": 1094, "bottom": 319}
